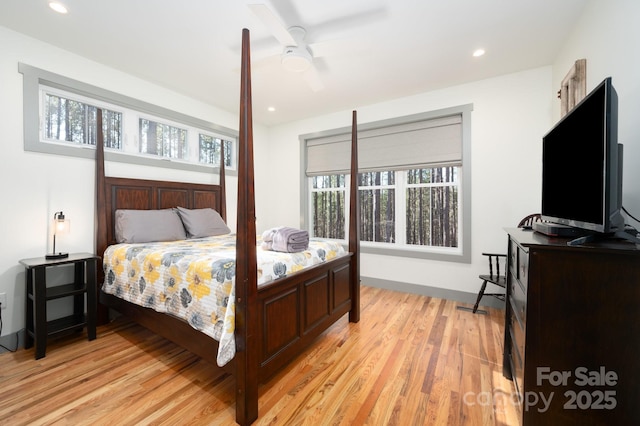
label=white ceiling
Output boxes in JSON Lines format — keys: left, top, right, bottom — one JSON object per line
{"left": 0, "top": 0, "right": 588, "bottom": 127}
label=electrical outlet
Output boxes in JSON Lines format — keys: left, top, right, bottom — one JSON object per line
{"left": 0, "top": 293, "right": 6, "bottom": 309}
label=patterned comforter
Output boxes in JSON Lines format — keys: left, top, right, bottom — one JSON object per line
{"left": 101, "top": 233, "right": 345, "bottom": 366}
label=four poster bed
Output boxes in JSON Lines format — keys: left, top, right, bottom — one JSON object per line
{"left": 94, "top": 29, "right": 360, "bottom": 425}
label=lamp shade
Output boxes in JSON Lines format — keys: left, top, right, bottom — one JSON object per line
{"left": 46, "top": 211, "right": 70, "bottom": 259}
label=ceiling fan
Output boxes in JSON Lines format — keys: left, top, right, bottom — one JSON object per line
{"left": 248, "top": 3, "right": 325, "bottom": 92}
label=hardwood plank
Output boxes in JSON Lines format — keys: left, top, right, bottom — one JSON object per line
{"left": 0, "top": 286, "right": 519, "bottom": 425}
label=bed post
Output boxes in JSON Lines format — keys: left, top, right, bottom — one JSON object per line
{"left": 349, "top": 110, "right": 361, "bottom": 323}
{"left": 234, "top": 28, "right": 259, "bottom": 425}
{"left": 95, "top": 108, "right": 109, "bottom": 325}
{"left": 218, "top": 139, "right": 227, "bottom": 222}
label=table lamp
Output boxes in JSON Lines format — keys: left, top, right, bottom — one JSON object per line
{"left": 46, "top": 211, "right": 70, "bottom": 259}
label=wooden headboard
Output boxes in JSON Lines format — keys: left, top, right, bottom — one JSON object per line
{"left": 94, "top": 110, "right": 227, "bottom": 324}
{"left": 100, "top": 176, "right": 222, "bottom": 249}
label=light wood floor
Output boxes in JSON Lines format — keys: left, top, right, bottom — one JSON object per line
{"left": 0, "top": 286, "right": 519, "bottom": 425}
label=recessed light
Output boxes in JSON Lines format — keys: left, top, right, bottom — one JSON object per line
{"left": 267, "top": 106, "right": 276, "bottom": 112}
{"left": 49, "top": 2, "right": 68, "bottom": 14}
{"left": 473, "top": 49, "right": 486, "bottom": 58}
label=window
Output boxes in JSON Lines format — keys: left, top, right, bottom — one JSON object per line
{"left": 199, "top": 135, "right": 233, "bottom": 168}
{"left": 139, "top": 118, "right": 187, "bottom": 159}
{"left": 405, "top": 167, "right": 458, "bottom": 247}
{"left": 310, "top": 174, "right": 346, "bottom": 239}
{"left": 359, "top": 171, "right": 395, "bottom": 243}
{"left": 358, "top": 168, "right": 459, "bottom": 247}
{"left": 302, "top": 105, "right": 472, "bottom": 262}
{"left": 20, "top": 63, "right": 238, "bottom": 174}
{"left": 43, "top": 93, "right": 123, "bottom": 149}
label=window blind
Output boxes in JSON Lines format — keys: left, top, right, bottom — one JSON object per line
{"left": 306, "top": 114, "right": 462, "bottom": 176}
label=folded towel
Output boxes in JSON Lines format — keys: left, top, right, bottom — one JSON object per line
{"left": 262, "top": 227, "right": 309, "bottom": 252}
{"left": 261, "top": 227, "right": 279, "bottom": 242}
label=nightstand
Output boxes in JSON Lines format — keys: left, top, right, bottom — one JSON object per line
{"left": 19, "top": 253, "right": 99, "bottom": 359}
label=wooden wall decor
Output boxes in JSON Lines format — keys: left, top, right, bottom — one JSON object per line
{"left": 558, "top": 58, "right": 587, "bottom": 117}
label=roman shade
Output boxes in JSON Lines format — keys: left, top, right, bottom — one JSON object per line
{"left": 306, "top": 114, "right": 462, "bottom": 176}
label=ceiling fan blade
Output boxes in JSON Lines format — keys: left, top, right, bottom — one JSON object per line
{"left": 248, "top": 4, "right": 297, "bottom": 46}
{"left": 303, "top": 65, "right": 324, "bottom": 92}
{"left": 307, "top": 6, "right": 388, "bottom": 42}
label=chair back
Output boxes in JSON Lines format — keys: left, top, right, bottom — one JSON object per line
{"left": 518, "top": 214, "right": 542, "bottom": 228}
{"left": 483, "top": 253, "right": 506, "bottom": 280}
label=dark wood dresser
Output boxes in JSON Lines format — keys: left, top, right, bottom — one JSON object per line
{"left": 503, "top": 228, "right": 639, "bottom": 425}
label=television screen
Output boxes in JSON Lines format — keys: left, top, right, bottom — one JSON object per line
{"left": 541, "top": 77, "right": 622, "bottom": 234}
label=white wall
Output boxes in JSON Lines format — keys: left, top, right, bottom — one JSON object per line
{"left": 263, "top": 67, "right": 551, "bottom": 294}
{"left": 553, "top": 0, "right": 640, "bottom": 218}
{"left": 0, "top": 26, "right": 268, "bottom": 336}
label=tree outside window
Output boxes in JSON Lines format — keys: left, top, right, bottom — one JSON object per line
{"left": 199, "top": 135, "right": 233, "bottom": 167}
{"left": 312, "top": 167, "right": 459, "bottom": 249}
{"left": 44, "top": 93, "right": 122, "bottom": 149}
{"left": 303, "top": 107, "right": 469, "bottom": 260}
{"left": 139, "top": 118, "right": 187, "bottom": 159}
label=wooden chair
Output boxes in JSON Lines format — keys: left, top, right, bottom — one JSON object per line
{"left": 467, "top": 214, "right": 541, "bottom": 314}
{"left": 518, "top": 213, "right": 542, "bottom": 228}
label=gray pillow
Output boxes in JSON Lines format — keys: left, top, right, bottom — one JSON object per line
{"left": 115, "top": 209, "right": 186, "bottom": 243}
{"left": 176, "top": 206, "right": 230, "bottom": 238}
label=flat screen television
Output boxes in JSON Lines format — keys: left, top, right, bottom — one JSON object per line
{"left": 539, "top": 77, "right": 625, "bottom": 238}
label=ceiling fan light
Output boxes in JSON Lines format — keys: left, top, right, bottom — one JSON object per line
{"left": 281, "top": 47, "right": 312, "bottom": 72}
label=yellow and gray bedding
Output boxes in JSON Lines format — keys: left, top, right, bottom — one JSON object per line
{"left": 102, "top": 233, "right": 345, "bottom": 366}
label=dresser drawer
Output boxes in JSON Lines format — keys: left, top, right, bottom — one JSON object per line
{"left": 509, "top": 239, "right": 529, "bottom": 287}
{"left": 509, "top": 272, "right": 527, "bottom": 327}
{"left": 509, "top": 298, "right": 525, "bottom": 361}
{"left": 509, "top": 239, "right": 518, "bottom": 276}
{"left": 508, "top": 324, "right": 524, "bottom": 398}
{"left": 518, "top": 247, "right": 529, "bottom": 289}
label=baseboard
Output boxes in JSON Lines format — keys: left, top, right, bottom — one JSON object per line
{"left": 361, "top": 276, "right": 504, "bottom": 310}
{"left": 0, "top": 330, "right": 24, "bottom": 354}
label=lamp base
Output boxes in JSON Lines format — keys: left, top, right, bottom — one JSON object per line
{"left": 45, "top": 252, "right": 69, "bottom": 260}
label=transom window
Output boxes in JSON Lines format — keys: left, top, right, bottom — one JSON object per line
{"left": 44, "top": 93, "right": 122, "bottom": 149}
{"left": 139, "top": 118, "right": 187, "bottom": 159}
{"left": 199, "top": 135, "right": 233, "bottom": 167}
{"left": 21, "top": 63, "right": 237, "bottom": 173}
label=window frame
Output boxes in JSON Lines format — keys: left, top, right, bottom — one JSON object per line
{"left": 300, "top": 105, "right": 472, "bottom": 263}
{"left": 41, "top": 88, "right": 125, "bottom": 149}
{"left": 137, "top": 115, "right": 189, "bottom": 159}
{"left": 20, "top": 63, "right": 238, "bottom": 175}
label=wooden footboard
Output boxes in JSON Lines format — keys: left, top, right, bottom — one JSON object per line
{"left": 257, "top": 253, "right": 353, "bottom": 380}
{"left": 99, "top": 250, "right": 353, "bottom": 380}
